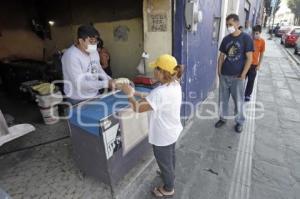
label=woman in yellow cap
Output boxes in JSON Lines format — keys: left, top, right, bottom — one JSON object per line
{"left": 121, "top": 54, "right": 184, "bottom": 197}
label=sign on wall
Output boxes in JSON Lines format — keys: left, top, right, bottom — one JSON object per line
{"left": 148, "top": 13, "right": 167, "bottom": 32}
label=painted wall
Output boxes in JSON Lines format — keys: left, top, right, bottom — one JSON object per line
{"left": 174, "top": 0, "right": 222, "bottom": 118}
{"left": 227, "top": 0, "right": 241, "bottom": 14}
{"left": 143, "top": 0, "right": 173, "bottom": 75}
{"left": 93, "top": 19, "right": 144, "bottom": 79}
{"left": 219, "top": 0, "right": 229, "bottom": 48}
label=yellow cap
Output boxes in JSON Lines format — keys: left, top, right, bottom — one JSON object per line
{"left": 149, "top": 54, "right": 178, "bottom": 74}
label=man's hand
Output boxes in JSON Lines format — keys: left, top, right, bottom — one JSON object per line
{"left": 238, "top": 74, "right": 246, "bottom": 80}
{"left": 115, "top": 78, "right": 131, "bottom": 90}
{"left": 256, "top": 65, "right": 260, "bottom": 71}
{"left": 108, "top": 79, "right": 116, "bottom": 89}
{"left": 218, "top": 53, "right": 225, "bottom": 77}
{"left": 218, "top": 70, "right": 222, "bottom": 77}
{"left": 115, "top": 78, "right": 131, "bottom": 85}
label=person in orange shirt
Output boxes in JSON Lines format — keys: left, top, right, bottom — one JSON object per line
{"left": 245, "top": 25, "right": 265, "bottom": 101}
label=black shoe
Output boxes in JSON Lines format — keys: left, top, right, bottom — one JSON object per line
{"left": 245, "top": 96, "right": 251, "bottom": 102}
{"left": 235, "top": 124, "right": 243, "bottom": 133}
{"left": 215, "top": 120, "right": 226, "bottom": 128}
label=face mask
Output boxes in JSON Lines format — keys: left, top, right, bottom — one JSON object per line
{"left": 254, "top": 34, "right": 260, "bottom": 39}
{"left": 86, "top": 44, "right": 97, "bottom": 53}
{"left": 227, "top": 26, "right": 236, "bottom": 34}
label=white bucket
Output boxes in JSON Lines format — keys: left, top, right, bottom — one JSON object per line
{"left": 39, "top": 105, "right": 59, "bottom": 125}
{"left": 36, "top": 91, "right": 63, "bottom": 107}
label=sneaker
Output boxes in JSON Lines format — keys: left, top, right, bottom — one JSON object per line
{"left": 235, "top": 124, "right": 243, "bottom": 133}
{"left": 215, "top": 120, "right": 226, "bottom": 128}
{"left": 245, "top": 96, "right": 251, "bottom": 102}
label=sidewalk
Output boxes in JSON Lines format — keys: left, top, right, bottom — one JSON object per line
{"left": 250, "top": 37, "right": 300, "bottom": 199}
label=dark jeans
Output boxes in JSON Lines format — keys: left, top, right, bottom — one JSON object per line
{"left": 153, "top": 143, "right": 176, "bottom": 192}
{"left": 245, "top": 65, "right": 257, "bottom": 97}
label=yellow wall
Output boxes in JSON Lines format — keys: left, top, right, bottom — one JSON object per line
{"left": 94, "top": 18, "right": 144, "bottom": 79}
{"left": 143, "top": 0, "right": 172, "bottom": 75}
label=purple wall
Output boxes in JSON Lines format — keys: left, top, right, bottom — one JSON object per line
{"left": 173, "top": 0, "right": 222, "bottom": 119}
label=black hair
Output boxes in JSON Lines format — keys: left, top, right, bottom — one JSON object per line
{"left": 77, "top": 25, "right": 100, "bottom": 40}
{"left": 226, "top": 14, "right": 239, "bottom": 22}
{"left": 238, "top": 26, "right": 243, "bottom": 30}
{"left": 97, "top": 38, "right": 104, "bottom": 49}
{"left": 253, "top": 25, "right": 262, "bottom": 33}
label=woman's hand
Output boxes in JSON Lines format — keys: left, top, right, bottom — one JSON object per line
{"left": 121, "top": 84, "right": 135, "bottom": 97}
{"left": 134, "top": 91, "right": 149, "bottom": 98}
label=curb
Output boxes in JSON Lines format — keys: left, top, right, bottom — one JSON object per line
{"left": 283, "top": 47, "right": 300, "bottom": 65}
{"left": 273, "top": 39, "right": 300, "bottom": 75}
{"left": 272, "top": 38, "right": 299, "bottom": 65}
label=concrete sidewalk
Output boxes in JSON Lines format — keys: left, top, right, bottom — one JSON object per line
{"left": 250, "top": 37, "right": 300, "bottom": 199}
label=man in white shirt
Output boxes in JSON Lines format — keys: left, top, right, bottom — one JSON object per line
{"left": 62, "top": 25, "right": 115, "bottom": 104}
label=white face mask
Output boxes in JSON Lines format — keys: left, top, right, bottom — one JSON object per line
{"left": 227, "top": 26, "right": 236, "bottom": 34}
{"left": 254, "top": 34, "right": 260, "bottom": 39}
{"left": 86, "top": 44, "right": 97, "bottom": 53}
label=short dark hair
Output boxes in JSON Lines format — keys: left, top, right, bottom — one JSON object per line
{"left": 253, "top": 25, "right": 262, "bottom": 33}
{"left": 226, "top": 14, "right": 239, "bottom": 22}
{"left": 77, "top": 25, "right": 100, "bottom": 40}
{"left": 238, "top": 26, "right": 243, "bottom": 30}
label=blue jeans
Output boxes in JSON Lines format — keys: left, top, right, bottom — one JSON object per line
{"left": 219, "top": 75, "right": 245, "bottom": 125}
{"left": 153, "top": 143, "right": 176, "bottom": 192}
